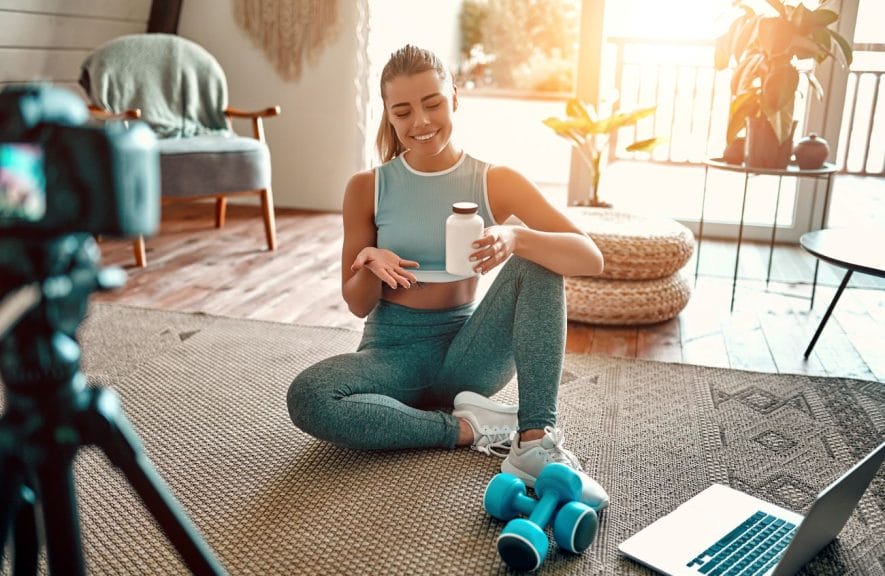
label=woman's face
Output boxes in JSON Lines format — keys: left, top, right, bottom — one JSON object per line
{"left": 383, "top": 69, "right": 458, "bottom": 164}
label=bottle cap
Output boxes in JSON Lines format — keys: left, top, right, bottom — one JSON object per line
{"left": 452, "top": 202, "right": 478, "bottom": 214}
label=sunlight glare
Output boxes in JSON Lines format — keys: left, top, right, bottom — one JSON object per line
{"left": 605, "top": 0, "right": 732, "bottom": 41}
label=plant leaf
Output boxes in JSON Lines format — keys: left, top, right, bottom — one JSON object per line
{"left": 831, "top": 30, "right": 853, "bottom": 67}
{"left": 543, "top": 117, "right": 589, "bottom": 147}
{"left": 625, "top": 137, "right": 665, "bottom": 153}
{"left": 806, "top": 71, "right": 824, "bottom": 100}
{"left": 566, "top": 99, "right": 592, "bottom": 122}
{"left": 715, "top": 33, "right": 731, "bottom": 69}
{"left": 790, "top": 2, "right": 812, "bottom": 32}
{"left": 762, "top": 64, "right": 799, "bottom": 112}
{"left": 758, "top": 17, "right": 793, "bottom": 57}
{"left": 809, "top": 8, "right": 839, "bottom": 27}
{"left": 727, "top": 90, "right": 760, "bottom": 143}
{"left": 812, "top": 28, "right": 833, "bottom": 59}
{"left": 767, "top": 108, "right": 795, "bottom": 144}
{"left": 764, "top": 0, "right": 786, "bottom": 18}
{"left": 732, "top": 15, "right": 757, "bottom": 61}
{"left": 792, "top": 35, "right": 823, "bottom": 60}
{"left": 594, "top": 106, "right": 657, "bottom": 133}
{"left": 732, "top": 51, "right": 763, "bottom": 94}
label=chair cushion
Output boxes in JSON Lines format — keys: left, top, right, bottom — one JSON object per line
{"left": 157, "top": 135, "right": 270, "bottom": 198}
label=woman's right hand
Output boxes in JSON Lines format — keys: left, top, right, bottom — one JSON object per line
{"left": 351, "top": 247, "right": 419, "bottom": 289}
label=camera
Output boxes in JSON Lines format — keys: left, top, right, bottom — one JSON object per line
{"left": 0, "top": 86, "right": 228, "bottom": 575}
{"left": 0, "top": 84, "right": 160, "bottom": 238}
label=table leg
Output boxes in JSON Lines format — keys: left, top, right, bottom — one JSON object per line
{"left": 694, "top": 165, "right": 710, "bottom": 287}
{"left": 809, "top": 174, "right": 836, "bottom": 310}
{"left": 731, "top": 172, "right": 750, "bottom": 312}
{"left": 766, "top": 175, "right": 784, "bottom": 288}
{"left": 820, "top": 173, "right": 834, "bottom": 229}
{"left": 804, "top": 269, "right": 853, "bottom": 359}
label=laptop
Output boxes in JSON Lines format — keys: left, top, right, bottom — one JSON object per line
{"left": 619, "top": 441, "right": 885, "bottom": 576}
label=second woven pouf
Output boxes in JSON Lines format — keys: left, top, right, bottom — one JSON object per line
{"left": 565, "top": 208, "right": 695, "bottom": 325}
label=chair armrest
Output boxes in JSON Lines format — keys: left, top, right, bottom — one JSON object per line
{"left": 224, "top": 106, "right": 281, "bottom": 141}
{"left": 224, "top": 106, "right": 281, "bottom": 119}
{"left": 88, "top": 105, "right": 142, "bottom": 121}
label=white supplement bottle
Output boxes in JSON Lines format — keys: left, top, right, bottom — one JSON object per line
{"left": 446, "top": 201, "right": 484, "bottom": 276}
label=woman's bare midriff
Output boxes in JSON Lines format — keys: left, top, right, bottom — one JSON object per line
{"left": 381, "top": 276, "right": 479, "bottom": 310}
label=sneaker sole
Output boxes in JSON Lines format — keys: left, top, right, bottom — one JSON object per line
{"left": 453, "top": 391, "right": 518, "bottom": 414}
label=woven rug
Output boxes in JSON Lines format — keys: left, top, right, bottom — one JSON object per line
{"left": 7, "top": 303, "right": 883, "bottom": 575}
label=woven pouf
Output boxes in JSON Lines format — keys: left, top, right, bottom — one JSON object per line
{"left": 565, "top": 208, "right": 695, "bottom": 325}
{"left": 565, "top": 273, "right": 692, "bottom": 325}
{"left": 567, "top": 207, "right": 695, "bottom": 280}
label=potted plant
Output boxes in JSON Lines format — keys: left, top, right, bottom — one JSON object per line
{"left": 714, "top": 0, "right": 852, "bottom": 168}
{"left": 543, "top": 99, "right": 664, "bottom": 207}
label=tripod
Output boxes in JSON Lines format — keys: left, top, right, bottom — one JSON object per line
{"left": 0, "top": 234, "right": 226, "bottom": 575}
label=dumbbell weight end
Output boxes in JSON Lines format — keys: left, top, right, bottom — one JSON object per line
{"left": 497, "top": 519, "right": 548, "bottom": 572}
{"left": 484, "top": 473, "right": 537, "bottom": 521}
{"left": 553, "top": 501, "right": 598, "bottom": 554}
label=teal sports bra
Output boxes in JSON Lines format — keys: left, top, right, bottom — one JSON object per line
{"left": 375, "top": 153, "right": 497, "bottom": 283}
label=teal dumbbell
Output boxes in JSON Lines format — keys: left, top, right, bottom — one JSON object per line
{"left": 483, "top": 463, "right": 598, "bottom": 571}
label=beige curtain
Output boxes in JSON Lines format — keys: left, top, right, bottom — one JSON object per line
{"left": 233, "top": 0, "right": 339, "bottom": 81}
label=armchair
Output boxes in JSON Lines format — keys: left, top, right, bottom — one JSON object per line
{"left": 79, "top": 33, "right": 280, "bottom": 267}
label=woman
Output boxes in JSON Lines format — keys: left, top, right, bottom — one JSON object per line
{"left": 287, "top": 45, "right": 608, "bottom": 509}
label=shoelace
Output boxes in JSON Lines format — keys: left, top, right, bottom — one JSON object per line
{"left": 474, "top": 429, "right": 513, "bottom": 458}
{"left": 541, "top": 426, "right": 584, "bottom": 471}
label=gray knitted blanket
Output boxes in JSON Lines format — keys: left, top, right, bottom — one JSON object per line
{"left": 79, "top": 33, "right": 230, "bottom": 138}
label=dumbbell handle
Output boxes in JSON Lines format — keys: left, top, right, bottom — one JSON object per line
{"left": 526, "top": 491, "right": 562, "bottom": 528}
{"left": 512, "top": 491, "right": 538, "bottom": 517}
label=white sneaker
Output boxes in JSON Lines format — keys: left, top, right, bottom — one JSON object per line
{"left": 501, "top": 426, "right": 610, "bottom": 511}
{"left": 452, "top": 391, "right": 519, "bottom": 458}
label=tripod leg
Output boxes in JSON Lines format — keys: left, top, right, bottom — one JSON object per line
{"left": 0, "top": 446, "right": 39, "bottom": 575}
{"left": 36, "top": 458, "right": 85, "bottom": 575}
{"left": 0, "top": 453, "right": 18, "bottom": 569}
{"left": 12, "top": 484, "right": 39, "bottom": 576}
{"left": 84, "top": 389, "right": 226, "bottom": 576}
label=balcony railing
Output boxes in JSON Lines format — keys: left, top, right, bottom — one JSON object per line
{"left": 836, "top": 43, "right": 885, "bottom": 176}
{"left": 606, "top": 37, "right": 884, "bottom": 177}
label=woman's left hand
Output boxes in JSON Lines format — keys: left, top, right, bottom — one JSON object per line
{"left": 470, "top": 226, "right": 517, "bottom": 275}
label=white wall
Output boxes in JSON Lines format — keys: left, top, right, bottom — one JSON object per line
{"left": 178, "top": 0, "right": 368, "bottom": 211}
{"left": 0, "top": 0, "right": 150, "bottom": 94}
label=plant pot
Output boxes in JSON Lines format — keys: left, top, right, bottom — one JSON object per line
{"left": 745, "top": 118, "right": 796, "bottom": 169}
{"left": 722, "top": 137, "right": 745, "bottom": 165}
{"left": 793, "top": 134, "right": 830, "bottom": 169}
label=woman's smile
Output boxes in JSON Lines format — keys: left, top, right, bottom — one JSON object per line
{"left": 412, "top": 130, "right": 438, "bottom": 142}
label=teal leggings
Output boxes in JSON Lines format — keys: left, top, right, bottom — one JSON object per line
{"left": 286, "top": 256, "right": 566, "bottom": 450}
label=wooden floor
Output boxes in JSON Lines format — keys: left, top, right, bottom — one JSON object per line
{"left": 92, "top": 203, "right": 885, "bottom": 383}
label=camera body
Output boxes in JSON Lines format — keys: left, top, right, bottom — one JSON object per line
{"left": 0, "top": 84, "right": 160, "bottom": 238}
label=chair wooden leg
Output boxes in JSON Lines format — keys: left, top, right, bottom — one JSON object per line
{"left": 260, "top": 187, "right": 277, "bottom": 251}
{"left": 133, "top": 235, "right": 147, "bottom": 268}
{"left": 215, "top": 197, "right": 227, "bottom": 228}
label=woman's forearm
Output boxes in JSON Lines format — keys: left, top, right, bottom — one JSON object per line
{"left": 342, "top": 268, "right": 383, "bottom": 318}
{"left": 512, "top": 226, "right": 604, "bottom": 277}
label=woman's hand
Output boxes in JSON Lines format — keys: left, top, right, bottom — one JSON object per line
{"left": 470, "top": 226, "right": 517, "bottom": 275}
{"left": 351, "top": 247, "right": 419, "bottom": 289}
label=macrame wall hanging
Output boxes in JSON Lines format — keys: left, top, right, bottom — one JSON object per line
{"left": 233, "top": 0, "right": 340, "bottom": 81}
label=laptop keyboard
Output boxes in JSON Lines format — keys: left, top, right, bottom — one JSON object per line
{"left": 686, "top": 510, "right": 798, "bottom": 576}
